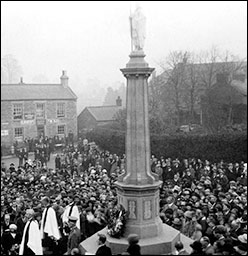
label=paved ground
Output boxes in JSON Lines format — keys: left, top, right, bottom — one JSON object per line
{"left": 1, "top": 152, "right": 57, "bottom": 169}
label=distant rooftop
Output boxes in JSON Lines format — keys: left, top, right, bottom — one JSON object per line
{"left": 85, "top": 105, "right": 123, "bottom": 122}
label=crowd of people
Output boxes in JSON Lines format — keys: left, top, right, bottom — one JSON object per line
{"left": 1, "top": 137, "right": 247, "bottom": 255}
{"left": 12, "top": 132, "right": 75, "bottom": 166}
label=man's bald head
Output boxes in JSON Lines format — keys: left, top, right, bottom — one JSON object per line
{"left": 25, "top": 209, "right": 34, "bottom": 219}
{"left": 26, "top": 209, "right": 34, "bottom": 215}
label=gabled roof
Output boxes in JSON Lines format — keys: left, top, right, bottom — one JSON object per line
{"left": 85, "top": 105, "right": 123, "bottom": 122}
{"left": 1, "top": 84, "right": 77, "bottom": 101}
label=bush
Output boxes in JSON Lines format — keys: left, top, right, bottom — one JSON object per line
{"left": 84, "top": 128, "right": 247, "bottom": 162}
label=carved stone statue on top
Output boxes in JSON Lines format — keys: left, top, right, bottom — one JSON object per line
{"left": 129, "top": 5, "right": 146, "bottom": 51}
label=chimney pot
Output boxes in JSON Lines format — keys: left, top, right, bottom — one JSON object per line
{"left": 60, "top": 70, "right": 69, "bottom": 87}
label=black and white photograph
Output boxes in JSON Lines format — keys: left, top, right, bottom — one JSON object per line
{"left": 1, "top": 1, "right": 247, "bottom": 255}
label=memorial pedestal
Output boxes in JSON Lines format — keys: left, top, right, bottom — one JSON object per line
{"left": 80, "top": 51, "right": 193, "bottom": 255}
{"left": 79, "top": 225, "right": 193, "bottom": 255}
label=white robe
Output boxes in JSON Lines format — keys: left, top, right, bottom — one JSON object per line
{"left": 19, "top": 219, "right": 43, "bottom": 255}
{"left": 40, "top": 206, "right": 61, "bottom": 241}
{"left": 62, "top": 203, "right": 80, "bottom": 230}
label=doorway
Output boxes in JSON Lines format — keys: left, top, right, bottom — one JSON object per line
{"left": 37, "top": 125, "right": 45, "bottom": 138}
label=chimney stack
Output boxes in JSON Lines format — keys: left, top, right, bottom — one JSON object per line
{"left": 116, "top": 96, "right": 122, "bottom": 106}
{"left": 60, "top": 70, "right": 69, "bottom": 87}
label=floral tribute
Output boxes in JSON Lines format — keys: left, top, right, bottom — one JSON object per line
{"left": 107, "top": 204, "right": 128, "bottom": 238}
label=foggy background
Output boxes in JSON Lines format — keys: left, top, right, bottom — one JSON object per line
{"left": 1, "top": 1, "right": 247, "bottom": 113}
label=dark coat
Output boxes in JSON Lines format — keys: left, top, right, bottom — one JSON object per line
{"left": 225, "top": 169, "right": 237, "bottom": 181}
{"left": 163, "top": 167, "right": 175, "bottom": 181}
{"left": 67, "top": 226, "right": 81, "bottom": 254}
{"left": 2, "top": 231, "right": 22, "bottom": 254}
{"left": 55, "top": 156, "right": 61, "bottom": 169}
{"left": 16, "top": 217, "right": 26, "bottom": 236}
{"left": 127, "top": 243, "right": 141, "bottom": 256}
{"left": 95, "top": 244, "right": 112, "bottom": 256}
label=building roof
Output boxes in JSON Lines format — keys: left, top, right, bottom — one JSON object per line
{"left": 85, "top": 105, "right": 123, "bottom": 122}
{"left": 1, "top": 84, "right": 77, "bottom": 101}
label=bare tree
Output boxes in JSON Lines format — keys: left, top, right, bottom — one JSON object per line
{"left": 1, "top": 54, "right": 23, "bottom": 84}
{"left": 198, "top": 48, "right": 247, "bottom": 132}
{"left": 151, "top": 47, "right": 246, "bottom": 133}
{"left": 157, "top": 51, "right": 190, "bottom": 126}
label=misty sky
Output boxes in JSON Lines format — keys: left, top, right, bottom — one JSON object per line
{"left": 1, "top": 1, "right": 247, "bottom": 98}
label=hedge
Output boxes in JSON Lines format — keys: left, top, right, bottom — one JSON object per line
{"left": 84, "top": 128, "right": 247, "bottom": 163}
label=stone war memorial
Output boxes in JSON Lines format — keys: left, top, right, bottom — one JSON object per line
{"left": 80, "top": 5, "right": 193, "bottom": 255}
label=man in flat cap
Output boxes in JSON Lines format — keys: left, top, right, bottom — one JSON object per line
{"left": 213, "top": 225, "right": 226, "bottom": 246}
{"left": 95, "top": 233, "right": 112, "bottom": 256}
{"left": 66, "top": 216, "right": 81, "bottom": 255}
{"left": 19, "top": 209, "right": 42, "bottom": 255}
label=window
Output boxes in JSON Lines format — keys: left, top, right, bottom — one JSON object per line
{"left": 57, "top": 125, "right": 65, "bottom": 135}
{"left": 36, "top": 103, "right": 45, "bottom": 119}
{"left": 57, "top": 103, "right": 65, "bottom": 118}
{"left": 14, "top": 127, "right": 24, "bottom": 138}
{"left": 1, "top": 130, "right": 9, "bottom": 136}
{"left": 13, "top": 103, "right": 23, "bottom": 120}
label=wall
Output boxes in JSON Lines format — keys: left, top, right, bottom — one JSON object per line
{"left": 77, "top": 108, "right": 97, "bottom": 133}
{"left": 1, "top": 99, "right": 77, "bottom": 147}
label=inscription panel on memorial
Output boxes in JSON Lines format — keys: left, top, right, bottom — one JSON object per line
{"left": 128, "top": 200, "right": 137, "bottom": 219}
{"left": 143, "top": 200, "right": 152, "bottom": 220}
{"left": 155, "top": 197, "right": 157, "bottom": 217}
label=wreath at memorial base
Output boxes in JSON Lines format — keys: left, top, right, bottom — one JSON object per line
{"left": 107, "top": 206, "right": 128, "bottom": 238}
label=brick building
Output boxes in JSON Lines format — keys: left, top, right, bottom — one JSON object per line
{"left": 77, "top": 96, "right": 123, "bottom": 133}
{"left": 1, "top": 71, "right": 77, "bottom": 147}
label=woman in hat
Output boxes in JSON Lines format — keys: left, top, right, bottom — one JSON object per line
{"left": 2, "top": 223, "right": 22, "bottom": 255}
{"left": 191, "top": 224, "right": 203, "bottom": 241}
